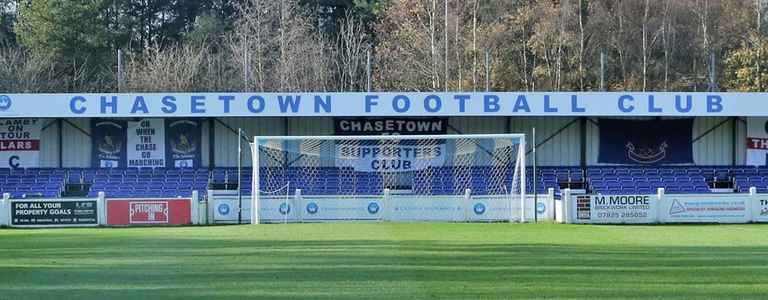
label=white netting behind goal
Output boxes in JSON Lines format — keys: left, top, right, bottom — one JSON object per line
{"left": 251, "top": 134, "right": 526, "bottom": 223}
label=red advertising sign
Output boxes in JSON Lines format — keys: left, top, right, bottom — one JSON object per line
{"left": 107, "top": 199, "right": 191, "bottom": 225}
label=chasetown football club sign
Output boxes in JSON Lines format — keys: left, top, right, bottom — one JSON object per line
{"left": 0, "top": 92, "right": 760, "bottom": 117}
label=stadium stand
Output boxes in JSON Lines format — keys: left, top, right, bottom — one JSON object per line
{"left": 1, "top": 166, "right": 767, "bottom": 199}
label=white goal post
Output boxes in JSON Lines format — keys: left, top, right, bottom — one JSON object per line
{"left": 251, "top": 134, "right": 527, "bottom": 224}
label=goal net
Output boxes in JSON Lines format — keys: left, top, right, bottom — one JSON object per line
{"left": 251, "top": 134, "right": 527, "bottom": 224}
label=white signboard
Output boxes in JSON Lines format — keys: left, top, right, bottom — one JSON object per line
{"left": 662, "top": 195, "right": 750, "bottom": 223}
{"left": 746, "top": 117, "right": 768, "bottom": 166}
{"left": 0, "top": 118, "right": 40, "bottom": 168}
{"left": 257, "top": 197, "right": 299, "bottom": 223}
{"left": 574, "top": 195, "right": 657, "bottom": 224}
{"left": 755, "top": 198, "right": 768, "bottom": 223}
{"left": 252, "top": 195, "right": 527, "bottom": 223}
{"left": 299, "top": 198, "right": 382, "bottom": 222}
{"left": 335, "top": 142, "right": 446, "bottom": 172}
{"left": 213, "top": 197, "right": 251, "bottom": 223}
{"left": 127, "top": 119, "right": 165, "bottom": 168}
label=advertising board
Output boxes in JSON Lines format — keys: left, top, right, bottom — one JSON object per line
{"left": 662, "top": 195, "right": 750, "bottom": 223}
{"left": 11, "top": 199, "right": 98, "bottom": 227}
{"left": 573, "top": 195, "right": 657, "bottom": 224}
{"left": 107, "top": 199, "right": 191, "bottom": 225}
{"left": 755, "top": 198, "right": 768, "bottom": 222}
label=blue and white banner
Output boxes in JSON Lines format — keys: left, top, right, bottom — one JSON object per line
{"left": 335, "top": 140, "right": 446, "bottom": 172}
{"left": 127, "top": 119, "right": 165, "bottom": 168}
{"left": 0, "top": 92, "right": 757, "bottom": 117}
{"left": 255, "top": 195, "right": 523, "bottom": 223}
{"left": 662, "top": 195, "right": 750, "bottom": 223}
{"left": 165, "top": 119, "right": 202, "bottom": 168}
{"left": 568, "top": 193, "right": 763, "bottom": 224}
{"left": 598, "top": 118, "right": 694, "bottom": 164}
{"left": 91, "top": 119, "right": 127, "bottom": 168}
{"left": 213, "top": 197, "right": 250, "bottom": 223}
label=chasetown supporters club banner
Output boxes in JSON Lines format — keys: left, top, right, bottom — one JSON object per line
{"left": 333, "top": 117, "right": 448, "bottom": 172}
{"left": 336, "top": 140, "right": 446, "bottom": 172}
{"left": 91, "top": 119, "right": 127, "bottom": 168}
{"left": 0, "top": 118, "right": 40, "bottom": 168}
{"left": 598, "top": 118, "right": 694, "bottom": 164}
{"left": 334, "top": 117, "right": 448, "bottom": 135}
{"left": 165, "top": 119, "right": 201, "bottom": 168}
{"left": 746, "top": 117, "right": 768, "bottom": 166}
{"left": 127, "top": 119, "right": 165, "bottom": 168}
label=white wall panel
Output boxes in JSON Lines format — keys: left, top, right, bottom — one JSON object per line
{"left": 448, "top": 117, "right": 507, "bottom": 134}
{"left": 692, "top": 117, "right": 735, "bottom": 166}
{"left": 510, "top": 117, "right": 581, "bottom": 166}
{"left": 449, "top": 117, "right": 581, "bottom": 166}
{"left": 289, "top": 117, "right": 333, "bottom": 136}
{"left": 735, "top": 118, "right": 746, "bottom": 165}
{"left": 214, "top": 117, "right": 286, "bottom": 167}
{"left": 60, "top": 119, "right": 92, "bottom": 167}
{"left": 39, "top": 119, "right": 59, "bottom": 167}
{"left": 201, "top": 119, "right": 210, "bottom": 168}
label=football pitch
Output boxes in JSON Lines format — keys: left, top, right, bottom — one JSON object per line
{"left": 0, "top": 223, "right": 767, "bottom": 300}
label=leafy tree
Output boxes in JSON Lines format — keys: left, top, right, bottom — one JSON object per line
{"left": 724, "top": 33, "right": 768, "bottom": 91}
{"left": 0, "top": 0, "right": 17, "bottom": 45}
{"left": 15, "top": 0, "right": 112, "bottom": 64}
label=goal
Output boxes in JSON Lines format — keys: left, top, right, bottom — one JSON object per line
{"left": 251, "top": 134, "right": 527, "bottom": 224}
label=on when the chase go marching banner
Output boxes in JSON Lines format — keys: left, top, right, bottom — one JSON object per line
{"left": 92, "top": 118, "right": 201, "bottom": 168}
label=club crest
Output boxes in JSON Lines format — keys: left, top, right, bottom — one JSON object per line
{"left": 626, "top": 141, "right": 668, "bottom": 164}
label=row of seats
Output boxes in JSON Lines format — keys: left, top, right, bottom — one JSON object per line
{"left": 2, "top": 166, "right": 768, "bottom": 198}
{"left": 215, "top": 166, "right": 768, "bottom": 196}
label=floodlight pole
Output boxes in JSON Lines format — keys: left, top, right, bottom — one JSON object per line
{"left": 366, "top": 48, "right": 372, "bottom": 92}
{"left": 532, "top": 127, "right": 537, "bottom": 223}
{"left": 238, "top": 128, "right": 243, "bottom": 224}
{"left": 117, "top": 49, "right": 123, "bottom": 92}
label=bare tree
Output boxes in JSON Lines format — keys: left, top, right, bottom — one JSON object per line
{"left": 472, "top": 0, "right": 478, "bottom": 91}
{"left": 454, "top": 0, "right": 462, "bottom": 91}
{"left": 444, "top": 0, "right": 449, "bottom": 91}
{"left": 577, "top": 0, "right": 586, "bottom": 91}
{"left": 661, "top": 0, "right": 674, "bottom": 91}
{"left": 641, "top": 0, "right": 663, "bottom": 91}
{"left": 123, "top": 43, "right": 208, "bottom": 92}
{"left": 0, "top": 47, "right": 61, "bottom": 92}
{"left": 336, "top": 12, "right": 368, "bottom": 91}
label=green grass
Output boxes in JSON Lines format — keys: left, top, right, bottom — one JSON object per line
{"left": 1, "top": 223, "right": 767, "bottom": 300}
